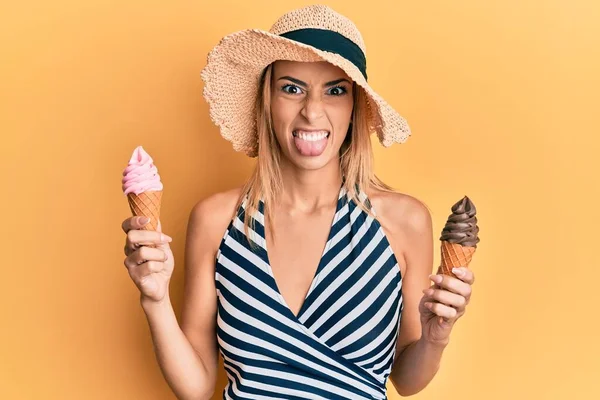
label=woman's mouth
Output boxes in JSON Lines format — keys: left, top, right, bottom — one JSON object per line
{"left": 292, "top": 129, "right": 330, "bottom": 157}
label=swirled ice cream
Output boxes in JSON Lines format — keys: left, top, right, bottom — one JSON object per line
{"left": 122, "top": 146, "right": 163, "bottom": 195}
{"left": 440, "top": 196, "right": 480, "bottom": 247}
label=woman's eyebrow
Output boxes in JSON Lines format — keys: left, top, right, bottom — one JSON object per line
{"left": 277, "top": 76, "right": 351, "bottom": 88}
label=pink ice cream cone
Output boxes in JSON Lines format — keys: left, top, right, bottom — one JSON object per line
{"left": 122, "top": 146, "right": 164, "bottom": 231}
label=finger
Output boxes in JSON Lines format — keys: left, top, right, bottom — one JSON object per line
{"left": 132, "top": 246, "right": 169, "bottom": 266}
{"left": 423, "top": 288, "right": 466, "bottom": 309}
{"left": 130, "top": 260, "right": 165, "bottom": 279}
{"left": 425, "top": 302, "right": 457, "bottom": 319}
{"left": 124, "top": 256, "right": 136, "bottom": 270}
{"left": 453, "top": 267, "right": 475, "bottom": 285}
{"left": 125, "top": 229, "right": 172, "bottom": 254}
{"left": 122, "top": 216, "right": 151, "bottom": 233}
{"left": 430, "top": 273, "right": 472, "bottom": 299}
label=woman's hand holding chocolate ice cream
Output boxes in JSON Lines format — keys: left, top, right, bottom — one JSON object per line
{"left": 418, "top": 195, "right": 480, "bottom": 346}
{"left": 418, "top": 266, "right": 475, "bottom": 346}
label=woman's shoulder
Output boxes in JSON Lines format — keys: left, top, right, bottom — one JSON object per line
{"left": 366, "top": 186, "right": 432, "bottom": 237}
{"left": 187, "top": 186, "right": 245, "bottom": 246}
{"left": 192, "top": 186, "right": 245, "bottom": 216}
{"left": 366, "top": 186, "right": 433, "bottom": 277}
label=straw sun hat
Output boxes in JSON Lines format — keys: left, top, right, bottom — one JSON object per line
{"left": 200, "top": 4, "right": 411, "bottom": 157}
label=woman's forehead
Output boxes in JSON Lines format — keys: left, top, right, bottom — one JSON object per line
{"left": 272, "top": 60, "right": 351, "bottom": 81}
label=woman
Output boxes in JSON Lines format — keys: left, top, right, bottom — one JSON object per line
{"left": 121, "top": 5, "right": 475, "bottom": 399}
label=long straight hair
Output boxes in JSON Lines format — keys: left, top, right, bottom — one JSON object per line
{"left": 236, "top": 63, "right": 395, "bottom": 243}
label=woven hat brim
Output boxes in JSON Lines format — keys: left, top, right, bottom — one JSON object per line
{"left": 201, "top": 29, "right": 411, "bottom": 157}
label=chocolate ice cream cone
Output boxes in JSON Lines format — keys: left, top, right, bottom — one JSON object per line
{"left": 438, "top": 196, "right": 480, "bottom": 277}
{"left": 127, "top": 190, "right": 162, "bottom": 231}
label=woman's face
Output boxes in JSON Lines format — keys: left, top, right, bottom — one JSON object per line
{"left": 270, "top": 60, "right": 354, "bottom": 171}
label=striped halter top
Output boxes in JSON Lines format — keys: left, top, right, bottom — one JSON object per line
{"left": 215, "top": 186, "right": 404, "bottom": 399}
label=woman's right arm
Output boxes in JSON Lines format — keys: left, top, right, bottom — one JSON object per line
{"left": 134, "top": 191, "right": 240, "bottom": 399}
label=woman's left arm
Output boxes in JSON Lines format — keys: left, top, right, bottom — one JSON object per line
{"left": 382, "top": 195, "right": 475, "bottom": 396}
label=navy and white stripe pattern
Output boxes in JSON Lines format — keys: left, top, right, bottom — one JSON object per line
{"left": 215, "top": 186, "right": 404, "bottom": 399}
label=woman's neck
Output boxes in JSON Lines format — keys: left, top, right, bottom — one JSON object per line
{"left": 278, "top": 158, "right": 343, "bottom": 212}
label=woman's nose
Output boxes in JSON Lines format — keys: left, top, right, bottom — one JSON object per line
{"left": 300, "top": 93, "right": 325, "bottom": 121}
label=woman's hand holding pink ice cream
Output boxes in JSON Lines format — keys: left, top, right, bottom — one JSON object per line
{"left": 121, "top": 146, "right": 172, "bottom": 303}
{"left": 121, "top": 216, "right": 174, "bottom": 303}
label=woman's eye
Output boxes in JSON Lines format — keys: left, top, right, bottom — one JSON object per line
{"left": 281, "top": 84, "right": 303, "bottom": 95}
{"left": 328, "top": 86, "right": 347, "bottom": 96}
{"left": 280, "top": 84, "right": 347, "bottom": 96}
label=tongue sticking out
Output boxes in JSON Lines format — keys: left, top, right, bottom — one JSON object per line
{"left": 293, "top": 134, "right": 328, "bottom": 157}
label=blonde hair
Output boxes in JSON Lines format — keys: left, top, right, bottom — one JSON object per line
{"left": 236, "top": 63, "right": 395, "bottom": 244}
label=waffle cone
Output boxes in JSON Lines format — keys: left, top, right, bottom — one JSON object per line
{"left": 127, "top": 191, "right": 162, "bottom": 231}
{"left": 439, "top": 241, "right": 476, "bottom": 276}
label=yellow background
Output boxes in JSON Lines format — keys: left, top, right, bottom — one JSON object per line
{"left": 2, "top": 0, "right": 598, "bottom": 398}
